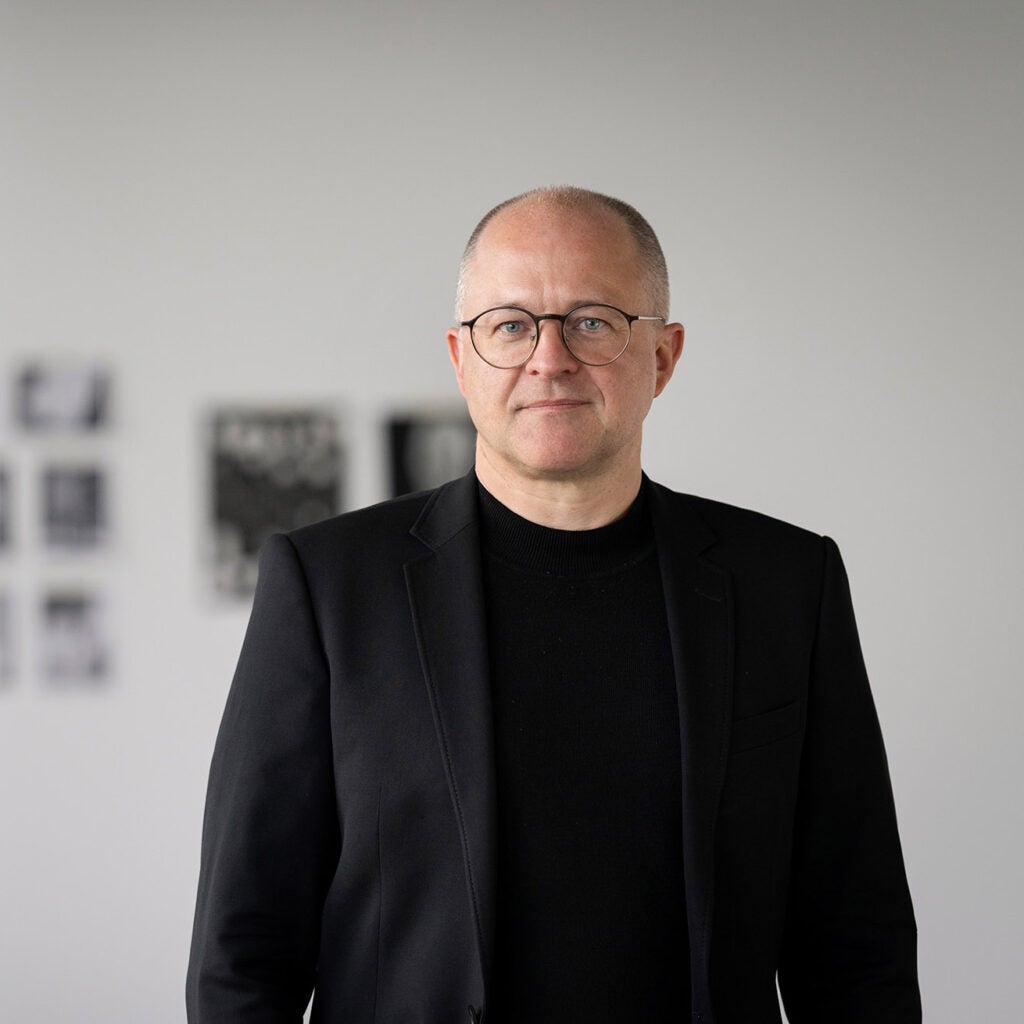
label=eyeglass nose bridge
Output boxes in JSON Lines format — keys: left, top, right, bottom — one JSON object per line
{"left": 530, "top": 311, "right": 577, "bottom": 361}
{"left": 507, "top": 311, "right": 573, "bottom": 368}
{"left": 534, "top": 312, "right": 569, "bottom": 329}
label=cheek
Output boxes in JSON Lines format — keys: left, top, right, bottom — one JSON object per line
{"left": 601, "top": 366, "right": 655, "bottom": 418}
{"left": 462, "top": 370, "right": 510, "bottom": 420}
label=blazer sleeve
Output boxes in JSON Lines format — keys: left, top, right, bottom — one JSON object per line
{"left": 778, "top": 537, "right": 921, "bottom": 1023}
{"left": 186, "top": 533, "right": 340, "bottom": 1023}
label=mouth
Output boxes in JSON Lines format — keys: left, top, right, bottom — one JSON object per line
{"left": 519, "top": 398, "right": 589, "bottom": 412}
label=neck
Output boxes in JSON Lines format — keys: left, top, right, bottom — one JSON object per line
{"left": 474, "top": 447, "right": 643, "bottom": 530}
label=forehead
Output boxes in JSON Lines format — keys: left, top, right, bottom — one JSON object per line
{"left": 464, "top": 202, "right": 644, "bottom": 308}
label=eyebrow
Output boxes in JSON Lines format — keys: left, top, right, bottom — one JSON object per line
{"left": 481, "top": 298, "right": 616, "bottom": 313}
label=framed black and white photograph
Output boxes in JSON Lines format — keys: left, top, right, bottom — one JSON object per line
{"left": 387, "top": 409, "right": 476, "bottom": 498}
{"left": 42, "top": 466, "right": 108, "bottom": 549}
{"left": 0, "top": 466, "right": 10, "bottom": 550}
{"left": 40, "top": 591, "right": 109, "bottom": 686}
{"left": 16, "top": 363, "right": 111, "bottom": 432}
{"left": 0, "top": 592, "right": 13, "bottom": 686}
{"left": 207, "top": 406, "right": 344, "bottom": 597}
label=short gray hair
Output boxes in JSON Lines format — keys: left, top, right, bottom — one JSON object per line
{"left": 454, "top": 185, "right": 670, "bottom": 322}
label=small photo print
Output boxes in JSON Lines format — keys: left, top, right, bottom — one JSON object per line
{"left": 0, "top": 593, "right": 13, "bottom": 685}
{"left": 42, "top": 466, "right": 108, "bottom": 549}
{"left": 0, "top": 466, "right": 10, "bottom": 549}
{"left": 208, "top": 406, "right": 344, "bottom": 597}
{"left": 15, "top": 363, "right": 111, "bottom": 432}
{"left": 387, "top": 409, "right": 476, "bottom": 498}
{"left": 41, "top": 591, "right": 109, "bottom": 686}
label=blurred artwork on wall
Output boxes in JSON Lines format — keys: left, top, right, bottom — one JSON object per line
{"left": 206, "top": 406, "right": 345, "bottom": 598}
{"left": 0, "top": 466, "right": 10, "bottom": 549}
{"left": 42, "top": 466, "right": 108, "bottom": 549}
{"left": 2, "top": 359, "right": 117, "bottom": 690}
{"left": 16, "top": 363, "right": 111, "bottom": 432}
{"left": 387, "top": 408, "right": 476, "bottom": 497}
{"left": 40, "top": 591, "right": 109, "bottom": 686}
{"left": 0, "top": 593, "right": 12, "bottom": 686}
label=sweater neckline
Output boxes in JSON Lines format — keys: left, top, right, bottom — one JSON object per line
{"left": 476, "top": 477, "right": 653, "bottom": 578}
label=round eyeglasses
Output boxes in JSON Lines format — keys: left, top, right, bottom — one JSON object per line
{"left": 459, "top": 304, "right": 665, "bottom": 369}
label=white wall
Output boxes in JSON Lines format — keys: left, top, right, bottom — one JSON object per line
{"left": 1, "top": 1, "right": 1020, "bottom": 1020}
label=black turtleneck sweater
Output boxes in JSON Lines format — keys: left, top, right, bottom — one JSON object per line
{"left": 478, "top": 481, "right": 689, "bottom": 1022}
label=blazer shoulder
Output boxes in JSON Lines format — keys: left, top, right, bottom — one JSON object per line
{"left": 281, "top": 487, "right": 437, "bottom": 568}
{"left": 278, "top": 469, "right": 481, "bottom": 573}
{"left": 651, "top": 480, "right": 819, "bottom": 540}
{"left": 648, "top": 480, "right": 829, "bottom": 576}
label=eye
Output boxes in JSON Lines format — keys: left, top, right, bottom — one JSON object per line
{"left": 473, "top": 308, "right": 537, "bottom": 347}
{"left": 569, "top": 314, "right": 612, "bottom": 334}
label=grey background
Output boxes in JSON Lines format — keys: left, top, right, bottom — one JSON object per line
{"left": 1, "top": 1, "right": 1020, "bottom": 1020}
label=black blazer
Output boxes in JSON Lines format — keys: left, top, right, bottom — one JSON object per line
{"left": 187, "top": 472, "right": 919, "bottom": 1023}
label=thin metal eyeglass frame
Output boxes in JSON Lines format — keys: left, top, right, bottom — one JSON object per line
{"left": 459, "top": 304, "right": 665, "bottom": 369}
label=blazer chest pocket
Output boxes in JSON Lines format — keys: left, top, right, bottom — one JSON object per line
{"left": 729, "top": 698, "right": 802, "bottom": 754}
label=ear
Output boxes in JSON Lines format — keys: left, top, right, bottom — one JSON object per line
{"left": 653, "top": 322, "right": 684, "bottom": 398}
{"left": 447, "top": 326, "right": 467, "bottom": 396}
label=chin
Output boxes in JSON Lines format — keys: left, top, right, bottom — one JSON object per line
{"left": 481, "top": 431, "right": 611, "bottom": 482}
{"left": 516, "top": 432, "right": 601, "bottom": 469}
{"left": 518, "top": 451, "right": 608, "bottom": 481}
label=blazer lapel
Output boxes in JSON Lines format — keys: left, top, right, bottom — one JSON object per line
{"left": 404, "top": 473, "right": 496, "bottom": 998}
{"left": 650, "top": 482, "right": 734, "bottom": 1022}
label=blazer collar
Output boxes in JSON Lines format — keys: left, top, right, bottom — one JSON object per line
{"left": 408, "top": 470, "right": 480, "bottom": 551}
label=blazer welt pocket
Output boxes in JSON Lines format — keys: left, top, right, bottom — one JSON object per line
{"left": 730, "top": 698, "right": 803, "bottom": 754}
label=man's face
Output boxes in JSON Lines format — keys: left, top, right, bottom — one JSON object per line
{"left": 447, "top": 202, "right": 683, "bottom": 487}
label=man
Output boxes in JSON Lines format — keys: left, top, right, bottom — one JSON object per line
{"left": 187, "top": 187, "right": 920, "bottom": 1022}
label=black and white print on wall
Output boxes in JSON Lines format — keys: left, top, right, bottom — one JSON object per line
{"left": 16, "top": 363, "right": 111, "bottom": 432}
{"left": 42, "top": 466, "right": 108, "bottom": 549}
{"left": 207, "top": 406, "right": 344, "bottom": 598}
{"left": 387, "top": 408, "right": 476, "bottom": 498}
{"left": 40, "top": 591, "right": 108, "bottom": 686}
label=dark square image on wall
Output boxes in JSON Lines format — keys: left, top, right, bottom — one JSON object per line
{"left": 42, "top": 466, "right": 108, "bottom": 548}
{"left": 40, "top": 591, "right": 108, "bottom": 686}
{"left": 388, "top": 409, "right": 476, "bottom": 498}
{"left": 16, "top": 363, "right": 111, "bottom": 432}
{"left": 207, "top": 407, "right": 344, "bottom": 598}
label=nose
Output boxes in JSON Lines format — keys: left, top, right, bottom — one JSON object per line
{"left": 525, "top": 317, "right": 578, "bottom": 376}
